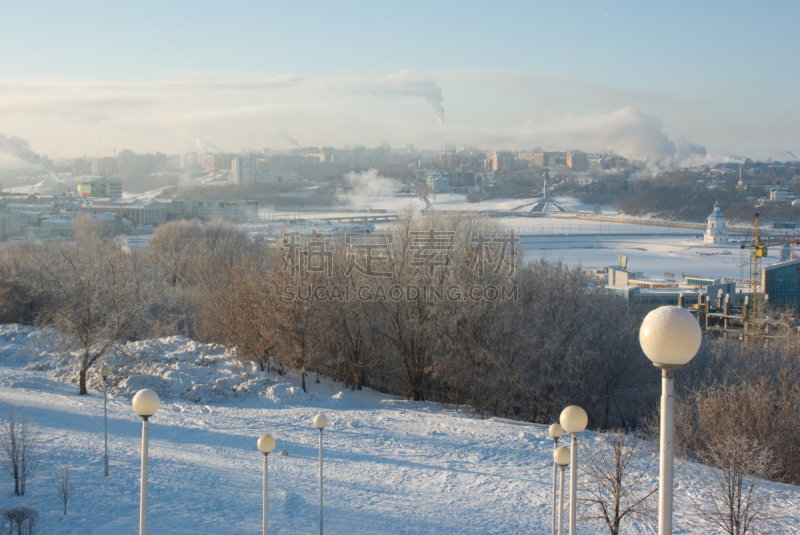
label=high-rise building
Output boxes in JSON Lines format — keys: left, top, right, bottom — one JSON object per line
{"left": 491, "top": 151, "right": 513, "bottom": 171}
{"left": 232, "top": 154, "right": 257, "bottom": 185}
{"left": 518, "top": 152, "right": 551, "bottom": 167}
{"left": 566, "top": 151, "right": 589, "bottom": 171}
{"left": 118, "top": 149, "right": 137, "bottom": 174}
{"left": 200, "top": 153, "right": 216, "bottom": 171}
{"left": 180, "top": 152, "right": 199, "bottom": 169}
{"left": 92, "top": 157, "right": 118, "bottom": 176}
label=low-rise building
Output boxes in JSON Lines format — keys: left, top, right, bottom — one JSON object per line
{"left": 85, "top": 198, "right": 168, "bottom": 226}
{"left": 763, "top": 258, "right": 800, "bottom": 313}
{"left": 426, "top": 175, "right": 451, "bottom": 194}
{"left": 770, "top": 188, "right": 789, "bottom": 202}
{"left": 77, "top": 178, "right": 123, "bottom": 198}
{"left": 168, "top": 199, "right": 258, "bottom": 223}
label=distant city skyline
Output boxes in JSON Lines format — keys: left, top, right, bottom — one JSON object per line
{"left": 1, "top": 0, "right": 799, "bottom": 169}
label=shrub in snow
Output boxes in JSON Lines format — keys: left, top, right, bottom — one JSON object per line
{"left": 2, "top": 506, "right": 38, "bottom": 535}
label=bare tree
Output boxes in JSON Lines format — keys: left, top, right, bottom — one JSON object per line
{"left": 0, "top": 410, "right": 40, "bottom": 496}
{"left": 696, "top": 436, "right": 780, "bottom": 535}
{"left": 270, "top": 267, "right": 325, "bottom": 393}
{"left": 580, "top": 429, "right": 658, "bottom": 535}
{"left": 0, "top": 244, "right": 43, "bottom": 325}
{"left": 52, "top": 463, "right": 74, "bottom": 515}
{"left": 209, "top": 259, "right": 276, "bottom": 371}
{"left": 23, "top": 215, "right": 164, "bottom": 394}
{"left": 145, "top": 219, "right": 204, "bottom": 287}
{"left": 675, "top": 339, "right": 800, "bottom": 485}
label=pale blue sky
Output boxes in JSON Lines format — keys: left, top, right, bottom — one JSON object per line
{"left": 1, "top": 0, "right": 798, "bottom": 163}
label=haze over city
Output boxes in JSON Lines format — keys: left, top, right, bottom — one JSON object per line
{"left": 1, "top": 0, "right": 800, "bottom": 169}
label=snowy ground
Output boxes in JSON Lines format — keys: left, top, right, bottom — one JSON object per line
{"left": 4, "top": 178, "right": 82, "bottom": 195}
{"left": 518, "top": 235, "right": 757, "bottom": 282}
{"left": 0, "top": 325, "right": 798, "bottom": 534}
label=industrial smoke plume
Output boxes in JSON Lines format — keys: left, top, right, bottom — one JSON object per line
{"left": 0, "top": 133, "right": 55, "bottom": 171}
{"left": 350, "top": 69, "right": 444, "bottom": 126}
{"left": 197, "top": 140, "right": 225, "bottom": 153}
{"left": 280, "top": 131, "right": 303, "bottom": 149}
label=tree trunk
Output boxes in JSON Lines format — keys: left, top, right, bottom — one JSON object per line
{"left": 301, "top": 371, "right": 307, "bottom": 393}
{"left": 13, "top": 463, "right": 19, "bottom": 496}
{"left": 79, "top": 366, "right": 89, "bottom": 395}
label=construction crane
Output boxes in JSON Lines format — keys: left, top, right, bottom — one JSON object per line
{"left": 742, "top": 213, "right": 799, "bottom": 334}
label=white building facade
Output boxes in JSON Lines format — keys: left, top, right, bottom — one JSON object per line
{"left": 704, "top": 201, "right": 729, "bottom": 244}
{"left": 232, "top": 154, "right": 257, "bottom": 185}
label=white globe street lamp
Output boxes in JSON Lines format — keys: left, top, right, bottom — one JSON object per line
{"left": 640, "top": 306, "right": 701, "bottom": 535}
{"left": 257, "top": 435, "right": 276, "bottom": 535}
{"left": 132, "top": 389, "right": 159, "bottom": 535}
{"left": 554, "top": 446, "right": 571, "bottom": 535}
{"left": 98, "top": 365, "right": 112, "bottom": 477}
{"left": 549, "top": 423, "right": 563, "bottom": 535}
{"left": 313, "top": 414, "right": 328, "bottom": 535}
{"left": 560, "top": 406, "right": 588, "bottom": 535}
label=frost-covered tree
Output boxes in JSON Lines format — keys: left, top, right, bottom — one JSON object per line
{"left": 580, "top": 430, "right": 657, "bottom": 535}
{"left": 209, "top": 258, "right": 277, "bottom": 372}
{"left": 696, "top": 436, "right": 780, "bottom": 535}
{"left": 0, "top": 410, "right": 40, "bottom": 497}
{"left": 2, "top": 506, "right": 38, "bottom": 535}
{"left": 24, "top": 215, "right": 163, "bottom": 394}
{"left": 52, "top": 463, "right": 74, "bottom": 515}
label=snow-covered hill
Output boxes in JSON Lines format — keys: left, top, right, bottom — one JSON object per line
{"left": 0, "top": 324, "right": 797, "bottom": 534}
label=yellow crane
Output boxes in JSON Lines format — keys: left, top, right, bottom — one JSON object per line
{"left": 744, "top": 212, "right": 799, "bottom": 334}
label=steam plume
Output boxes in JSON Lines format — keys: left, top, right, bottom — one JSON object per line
{"left": 345, "top": 169, "right": 397, "bottom": 196}
{"left": 509, "top": 107, "right": 722, "bottom": 170}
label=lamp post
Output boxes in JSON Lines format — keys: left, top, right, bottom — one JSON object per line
{"left": 560, "top": 405, "right": 588, "bottom": 535}
{"left": 554, "top": 446, "right": 571, "bottom": 535}
{"left": 257, "top": 435, "right": 276, "bottom": 535}
{"left": 640, "top": 306, "right": 701, "bottom": 535}
{"left": 132, "top": 389, "right": 160, "bottom": 535}
{"left": 549, "top": 423, "right": 564, "bottom": 535}
{"left": 98, "top": 365, "right": 112, "bottom": 476}
{"left": 313, "top": 414, "right": 328, "bottom": 535}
